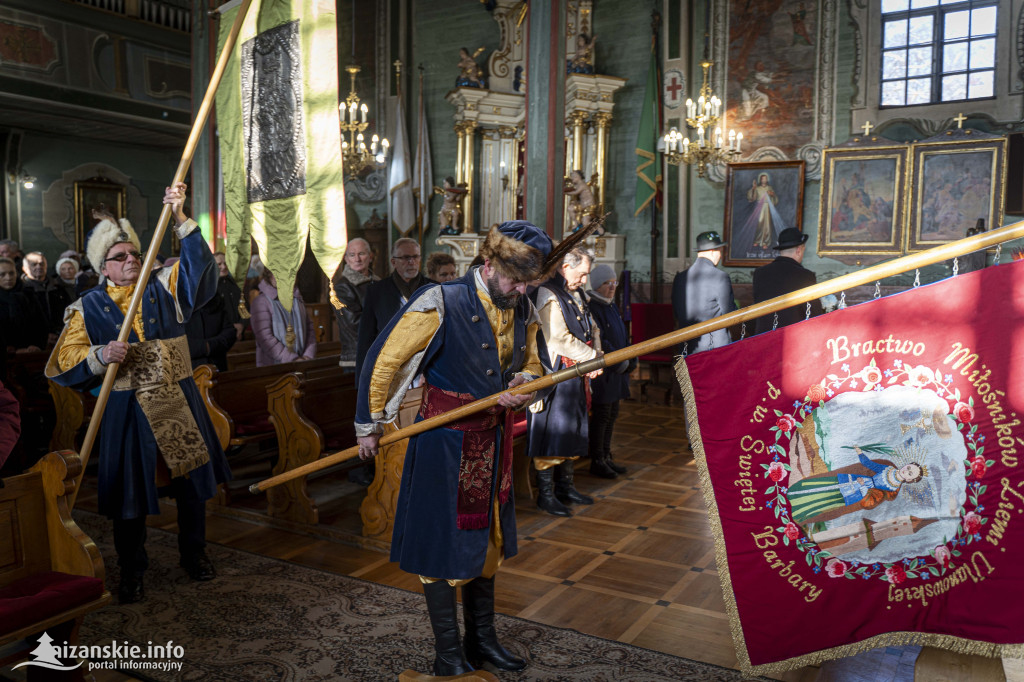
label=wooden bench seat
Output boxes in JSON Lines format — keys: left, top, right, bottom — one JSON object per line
{"left": 226, "top": 339, "right": 343, "bottom": 371}
{"left": 0, "top": 450, "right": 111, "bottom": 678}
{"left": 266, "top": 366, "right": 359, "bottom": 524}
{"left": 193, "top": 357, "right": 341, "bottom": 452}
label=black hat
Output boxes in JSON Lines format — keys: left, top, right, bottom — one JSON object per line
{"left": 695, "top": 231, "right": 727, "bottom": 252}
{"left": 773, "top": 228, "right": 808, "bottom": 250}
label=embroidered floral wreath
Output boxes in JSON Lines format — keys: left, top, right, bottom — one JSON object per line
{"left": 761, "top": 358, "right": 989, "bottom": 584}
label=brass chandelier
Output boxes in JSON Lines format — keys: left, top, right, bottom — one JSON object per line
{"left": 660, "top": 60, "right": 741, "bottom": 178}
{"left": 339, "top": 64, "right": 388, "bottom": 178}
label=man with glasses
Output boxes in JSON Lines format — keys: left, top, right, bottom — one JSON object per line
{"left": 45, "top": 183, "right": 231, "bottom": 604}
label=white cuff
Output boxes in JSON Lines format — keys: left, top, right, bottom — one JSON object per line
{"left": 173, "top": 218, "right": 199, "bottom": 240}
{"left": 355, "top": 422, "right": 383, "bottom": 437}
{"left": 87, "top": 345, "right": 107, "bottom": 375}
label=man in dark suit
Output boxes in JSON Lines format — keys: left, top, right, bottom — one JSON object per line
{"left": 671, "top": 231, "right": 736, "bottom": 354}
{"left": 752, "top": 227, "right": 820, "bottom": 335}
{"left": 355, "top": 237, "right": 434, "bottom": 378}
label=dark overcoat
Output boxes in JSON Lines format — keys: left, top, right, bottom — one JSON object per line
{"left": 588, "top": 296, "right": 632, "bottom": 404}
{"left": 752, "top": 256, "right": 820, "bottom": 335}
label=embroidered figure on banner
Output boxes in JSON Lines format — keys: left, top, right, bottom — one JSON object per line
{"left": 760, "top": 356, "right": 988, "bottom": 584}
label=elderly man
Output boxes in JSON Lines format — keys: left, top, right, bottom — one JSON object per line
{"left": 752, "top": 227, "right": 820, "bottom": 334}
{"left": 45, "top": 182, "right": 231, "bottom": 604}
{"left": 0, "top": 239, "right": 21, "bottom": 271}
{"left": 671, "top": 231, "right": 736, "bottom": 354}
{"left": 356, "top": 221, "right": 552, "bottom": 676}
{"left": 332, "top": 237, "right": 379, "bottom": 367}
{"left": 356, "top": 237, "right": 434, "bottom": 378}
{"left": 22, "top": 250, "right": 71, "bottom": 335}
{"left": 528, "top": 246, "right": 603, "bottom": 517}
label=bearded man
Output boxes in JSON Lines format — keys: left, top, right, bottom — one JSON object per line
{"left": 355, "top": 221, "right": 554, "bottom": 676}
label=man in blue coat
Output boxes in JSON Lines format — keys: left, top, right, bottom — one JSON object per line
{"left": 355, "top": 222, "right": 552, "bottom": 676}
{"left": 671, "top": 230, "right": 736, "bottom": 354}
{"left": 45, "top": 183, "right": 231, "bottom": 604}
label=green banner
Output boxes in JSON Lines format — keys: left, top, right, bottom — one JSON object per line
{"left": 217, "top": 0, "right": 346, "bottom": 311}
{"left": 634, "top": 39, "right": 662, "bottom": 217}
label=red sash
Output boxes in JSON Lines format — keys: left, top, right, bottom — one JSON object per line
{"left": 419, "top": 383, "right": 514, "bottom": 530}
{"left": 560, "top": 340, "right": 594, "bottom": 410}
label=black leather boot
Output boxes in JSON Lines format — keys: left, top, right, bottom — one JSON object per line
{"left": 423, "top": 581, "right": 474, "bottom": 675}
{"left": 463, "top": 577, "right": 527, "bottom": 672}
{"left": 555, "top": 459, "right": 594, "bottom": 505}
{"left": 589, "top": 405, "right": 618, "bottom": 479}
{"left": 605, "top": 403, "right": 626, "bottom": 474}
{"left": 536, "top": 468, "right": 571, "bottom": 516}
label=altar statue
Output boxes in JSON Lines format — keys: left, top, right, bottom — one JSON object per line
{"left": 567, "top": 34, "right": 597, "bottom": 74}
{"left": 564, "top": 170, "right": 601, "bottom": 234}
{"left": 435, "top": 177, "right": 469, "bottom": 235}
{"left": 456, "top": 47, "right": 487, "bottom": 88}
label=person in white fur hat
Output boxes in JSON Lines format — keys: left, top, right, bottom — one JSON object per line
{"left": 45, "top": 182, "right": 231, "bottom": 604}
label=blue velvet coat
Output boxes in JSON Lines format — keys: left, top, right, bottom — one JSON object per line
{"left": 356, "top": 271, "right": 547, "bottom": 579}
{"left": 46, "top": 229, "right": 231, "bottom": 520}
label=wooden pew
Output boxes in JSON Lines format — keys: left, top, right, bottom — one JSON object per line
{"left": 193, "top": 356, "right": 341, "bottom": 452}
{"left": 265, "top": 366, "right": 358, "bottom": 524}
{"left": 226, "top": 339, "right": 343, "bottom": 371}
{"left": 0, "top": 450, "right": 111, "bottom": 679}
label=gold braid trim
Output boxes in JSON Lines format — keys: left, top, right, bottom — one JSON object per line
{"left": 674, "top": 356, "right": 1024, "bottom": 676}
{"left": 114, "top": 335, "right": 210, "bottom": 479}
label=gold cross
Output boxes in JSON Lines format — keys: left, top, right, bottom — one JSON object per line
{"left": 953, "top": 113, "right": 966, "bottom": 129}
{"left": 861, "top": 120, "right": 874, "bottom": 136}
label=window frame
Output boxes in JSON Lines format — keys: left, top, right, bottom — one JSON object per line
{"left": 878, "top": 0, "right": 998, "bottom": 109}
{"left": 850, "top": 0, "right": 1018, "bottom": 135}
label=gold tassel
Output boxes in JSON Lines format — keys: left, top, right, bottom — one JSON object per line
{"left": 285, "top": 323, "right": 296, "bottom": 352}
{"left": 236, "top": 298, "right": 251, "bottom": 320}
{"left": 329, "top": 287, "right": 346, "bottom": 310}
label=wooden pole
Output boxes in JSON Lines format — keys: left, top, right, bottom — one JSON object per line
{"left": 250, "top": 219, "right": 1024, "bottom": 494}
{"left": 70, "top": 0, "right": 255, "bottom": 509}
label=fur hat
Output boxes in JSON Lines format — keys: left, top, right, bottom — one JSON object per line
{"left": 480, "top": 221, "right": 553, "bottom": 282}
{"left": 87, "top": 218, "right": 141, "bottom": 275}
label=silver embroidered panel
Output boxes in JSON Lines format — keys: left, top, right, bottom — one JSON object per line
{"left": 241, "top": 20, "right": 306, "bottom": 204}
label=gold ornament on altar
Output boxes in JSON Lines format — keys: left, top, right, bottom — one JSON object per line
{"left": 339, "top": 64, "right": 389, "bottom": 179}
{"left": 659, "top": 60, "right": 741, "bottom": 178}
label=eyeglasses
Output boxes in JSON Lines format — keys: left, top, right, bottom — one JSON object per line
{"left": 392, "top": 254, "right": 421, "bottom": 262}
{"left": 105, "top": 250, "right": 143, "bottom": 264}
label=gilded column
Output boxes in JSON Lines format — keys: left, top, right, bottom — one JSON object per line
{"left": 454, "top": 123, "right": 466, "bottom": 185}
{"left": 569, "top": 110, "right": 587, "bottom": 172}
{"left": 462, "top": 121, "right": 477, "bottom": 233}
{"left": 594, "top": 112, "right": 612, "bottom": 212}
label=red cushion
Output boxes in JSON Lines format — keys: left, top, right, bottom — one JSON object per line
{"left": 235, "top": 417, "right": 273, "bottom": 435}
{"left": 0, "top": 571, "right": 105, "bottom": 634}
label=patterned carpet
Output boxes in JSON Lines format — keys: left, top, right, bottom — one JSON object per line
{"left": 72, "top": 512, "right": 766, "bottom": 682}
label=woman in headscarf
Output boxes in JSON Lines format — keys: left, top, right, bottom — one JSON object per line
{"left": 250, "top": 268, "right": 316, "bottom": 366}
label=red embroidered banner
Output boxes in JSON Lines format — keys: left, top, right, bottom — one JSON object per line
{"left": 678, "top": 261, "right": 1024, "bottom": 675}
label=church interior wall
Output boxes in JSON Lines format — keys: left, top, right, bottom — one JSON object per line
{"left": 686, "top": 0, "right": 1024, "bottom": 292}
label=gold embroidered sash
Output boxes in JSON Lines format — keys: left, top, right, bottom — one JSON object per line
{"left": 113, "top": 335, "right": 209, "bottom": 478}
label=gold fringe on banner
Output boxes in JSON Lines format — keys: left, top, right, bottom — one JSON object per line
{"left": 674, "top": 356, "right": 1024, "bottom": 677}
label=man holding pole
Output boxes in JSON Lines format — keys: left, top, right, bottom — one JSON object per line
{"left": 354, "top": 221, "right": 553, "bottom": 676}
{"left": 45, "top": 183, "right": 231, "bottom": 604}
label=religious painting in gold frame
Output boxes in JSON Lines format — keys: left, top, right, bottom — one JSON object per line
{"left": 721, "top": 160, "right": 805, "bottom": 267}
{"left": 906, "top": 134, "right": 1007, "bottom": 251}
{"left": 817, "top": 145, "right": 908, "bottom": 258}
{"left": 73, "top": 177, "right": 126, "bottom": 253}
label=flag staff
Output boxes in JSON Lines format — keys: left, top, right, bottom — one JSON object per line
{"left": 70, "top": 0, "right": 255, "bottom": 509}
{"left": 250, "top": 219, "right": 1024, "bottom": 494}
